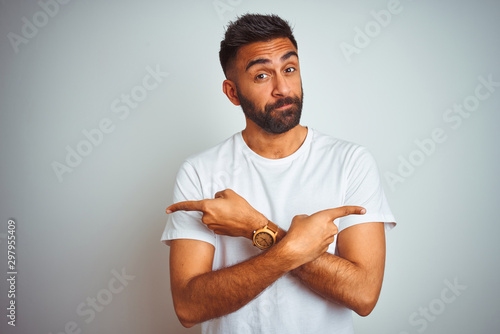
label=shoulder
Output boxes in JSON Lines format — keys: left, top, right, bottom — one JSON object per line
{"left": 309, "top": 128, "right": 371, "bottom": 162}
{"left": 180, "top": 133, "right": 240, "bottom": 171}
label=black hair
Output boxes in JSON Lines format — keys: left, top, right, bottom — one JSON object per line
{"left": 219, "top": 14, "right": 298, "bottom": 77}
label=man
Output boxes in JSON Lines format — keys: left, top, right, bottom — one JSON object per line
{"left": 162, "top": 14, "right": 395, "bottom": 333}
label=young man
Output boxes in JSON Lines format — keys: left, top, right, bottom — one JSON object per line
{"left": 162, "top": 14, "right": 395, "bottom": 333}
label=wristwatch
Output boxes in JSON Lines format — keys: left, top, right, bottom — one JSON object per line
{"left": 252, "top": 221, "right": 278, "bottom": 250}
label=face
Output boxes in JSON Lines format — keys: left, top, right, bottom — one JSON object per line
{"left": 237, "top": 84, "right": 303, "bottom": 134}
{"left": 228, "top": 38, "right": 303, "bottom": 134}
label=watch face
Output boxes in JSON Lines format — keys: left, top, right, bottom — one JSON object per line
{"left": 255, "top": 232, "right": 273, "bottom": 249}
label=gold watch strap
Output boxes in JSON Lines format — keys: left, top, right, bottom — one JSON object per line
{"left": 266, "top": 220, "right": 278, "bottom": 235}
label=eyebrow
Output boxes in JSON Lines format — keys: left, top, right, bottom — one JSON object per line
{"left": 245, "top": 51, "right": 299, "bottom": 72}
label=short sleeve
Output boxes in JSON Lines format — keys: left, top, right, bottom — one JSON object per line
{"left": 161, "top": 161, "right": 216, "bottom": 246}
{"left": 337, "top": 146, "right": 396, "bottom": 233}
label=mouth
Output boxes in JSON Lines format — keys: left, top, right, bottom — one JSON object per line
{"left": 266, "top": 96, "right": 301, "bottom": 114}
{"left": 275, "top": 103, "right": 292, "bottom": 110}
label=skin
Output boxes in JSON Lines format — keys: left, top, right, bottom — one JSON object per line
{"left": 166, "top": 37, "right": 387, "bottom": 328}
{"left": 223, "top": 37, "right": 307, "bottom": 158}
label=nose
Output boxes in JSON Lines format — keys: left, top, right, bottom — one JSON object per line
{"left": 272, "top": 73, "right": 291, "bottom": 97}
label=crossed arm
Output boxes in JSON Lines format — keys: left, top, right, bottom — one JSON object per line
{"left": 166, "top": 189, "right": 386, "bottom": 328}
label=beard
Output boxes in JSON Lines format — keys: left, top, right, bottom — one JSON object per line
{"left": 237, "top": 86, "right": 303, "bottom": 134}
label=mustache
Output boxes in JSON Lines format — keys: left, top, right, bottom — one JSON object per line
{"left": 265, "top": 96, "right": 301, "bottom": 112}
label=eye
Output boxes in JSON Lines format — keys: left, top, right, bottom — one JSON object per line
{"left": 284, "top": 67, "right": 296, "bottom": 73}
{"left": 256, "top": 73, "right": 269, "bottom": 80}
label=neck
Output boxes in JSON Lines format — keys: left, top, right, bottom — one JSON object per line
{"left": 241, "top": 123, "right": 308, "bottom": 159}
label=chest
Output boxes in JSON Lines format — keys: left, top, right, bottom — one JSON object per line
{"left": 200, "top": 153, "right": 347, "bottom": 231}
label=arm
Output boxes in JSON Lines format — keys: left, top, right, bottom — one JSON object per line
{"left": 290, "top": 222, "right": 386, "bottom": 316}
{"left": 267, "top": 213, "right": 385, "bottom": 315}
{"left": 169, "top": 237, "right": 295, "bottom": 328}
{"left": 166, "top": 190, "right": 364, "bottom": 327}
{"left": 288, "top": 146, "right": 391, "bottom": 315}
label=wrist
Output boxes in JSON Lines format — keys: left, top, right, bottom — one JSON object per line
{"left": 275, "top": 227, "right": 286, "bottom": 243}
{"left": 271, "top": 238, "right": 304, "bottom": 271}
{"left": 248, "top": 214, "right": 268, "bottom": 239}
{"left": 252, "top": 220, "right": 279, "bottom": 250}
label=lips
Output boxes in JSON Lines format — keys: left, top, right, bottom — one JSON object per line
{"left": 267, "top": 97, "right": 299, "bottom": 112}
{"left": 275, "top": 103, "right": 292, "bottom": 110}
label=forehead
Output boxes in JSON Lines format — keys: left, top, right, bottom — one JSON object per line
{"left": 235, "top": 38, "right": 298, "bottom": 69}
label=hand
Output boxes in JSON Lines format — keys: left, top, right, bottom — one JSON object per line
{"left": 166, "top": 189, "right": 268, "bottom": 239}
{"left": 282, "top": 206, "right": 366, "bottom": 267}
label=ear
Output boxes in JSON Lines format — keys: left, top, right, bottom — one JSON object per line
{"left": 222, "top": 79, "right": 240, "bottom": 106}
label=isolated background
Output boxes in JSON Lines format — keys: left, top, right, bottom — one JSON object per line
{"left": 1, "top": 1, "right": 499, "bottom": 333}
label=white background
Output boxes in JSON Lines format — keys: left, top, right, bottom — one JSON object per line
{"left": 1, "top": 1, "right": 499, "bottom": 333}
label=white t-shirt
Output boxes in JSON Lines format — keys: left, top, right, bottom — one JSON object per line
{"left": 162, "top": 128, "right": 396, "bottom": 334}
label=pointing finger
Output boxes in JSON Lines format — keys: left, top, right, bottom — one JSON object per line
{"left": 166, "top": 200, "right": 205, "bottom": 214}
{"left": 316, "top": 206, "right": 366, "bottom": 220}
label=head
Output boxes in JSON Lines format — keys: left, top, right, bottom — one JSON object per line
{"left": 219, "top": 14, "right": 303, "bottom": 134}
{"left": 219, "top": 14, "right": 298, "bottom": 79}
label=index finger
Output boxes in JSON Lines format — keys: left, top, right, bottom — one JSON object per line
{"left": 166, "top": 200, "right": 205, "bottom": 214}
{"left": 315, "top": 206, "right": 366, "bottom": 220}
